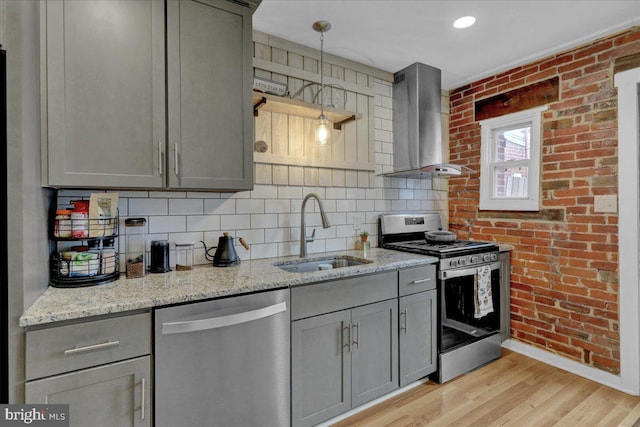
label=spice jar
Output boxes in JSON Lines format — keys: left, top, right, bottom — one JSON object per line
{"left": 54, "top": 209, "right": 72, "bottom": 238}
{"left": 125, "top": 218, "right": 146, "bottom": 278}
{"left": 70, "top": 200, "right": 89, "bottom": 238}
{"left": 175, "top": 242, "right": 194, "bottom": 271}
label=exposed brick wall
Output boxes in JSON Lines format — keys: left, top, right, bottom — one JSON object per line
{"left": 449, "top": 26, "right": 640, "bottom": 374}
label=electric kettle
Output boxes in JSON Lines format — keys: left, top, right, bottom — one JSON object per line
{"left": 201, "top": 233, "right": 249, "bottom": 267}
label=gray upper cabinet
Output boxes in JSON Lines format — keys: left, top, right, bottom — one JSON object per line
{"left": 43, "top": 0, "right": 253, "bottom": 191}
{"left": 167, "top": 0, "right": 253, "bottom": 190}
{"left": 43, "top": 0, "right": 165, "bottom": 188}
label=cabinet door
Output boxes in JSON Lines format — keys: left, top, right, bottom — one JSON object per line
{"left": 351, "top": 299, "right": 398, "bottom": 407}
{"left": 26, "top": 356, "right": 151, "bottom": 427}
{"left": 167, "top": 0, "right": 253, "bottom": 190}
{"left": 399, "top": 290, "right": 437, "bottom": 387}
{"left": 291, "top": 310, "right": 351, "bottom": 427}
{"left": 45, "top": 1, "right": 165, "bottom": 188}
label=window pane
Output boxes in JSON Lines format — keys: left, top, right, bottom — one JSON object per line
{"left": 494, "top": 166, "right": 528, "bottom": 198}
{"left": 494, "top": 125, "right": 531, "bottom": 162}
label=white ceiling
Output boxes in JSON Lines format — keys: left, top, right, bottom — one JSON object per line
{"left": 253, "top": 1, "right": 640, "bottom": 90}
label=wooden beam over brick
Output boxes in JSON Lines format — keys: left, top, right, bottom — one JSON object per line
{"left": 474, "top": 77, "right": 559, "bottom": 121}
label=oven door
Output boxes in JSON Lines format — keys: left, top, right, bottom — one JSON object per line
{"left": 439, "top": 261, "right": 501, "bottom": 353}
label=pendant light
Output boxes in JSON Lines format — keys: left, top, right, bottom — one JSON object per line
{"left": 313, "top": 20, "right": 331, "bottom": 147}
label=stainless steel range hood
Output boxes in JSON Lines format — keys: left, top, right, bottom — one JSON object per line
{"left": 383, "top": 62, "right": 465, "bottom": 178}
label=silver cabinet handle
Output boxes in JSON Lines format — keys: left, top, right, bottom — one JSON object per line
{"left": 410, "top": 278, "right": 431, "bottom": 285}
{"left": 63, "top": 340, "right": 120, "bottom": 356}
{"left": 158, "top": 141, "right": 163, "bottom": 175}
{"left": 140, "top": 377, "right": 146, "bottom": 420}
{"left": 400, "top": 310, "right": 408, "bottom": 334}
{"left": 343, "top": 324, "right": 351, "bottom": 352}
{"left": 174, "top": 142, "right": 179, "bottom": 176}
{"left": 162, "top": 302, "right": 287, "bottom": 335}
{"left": 352, "top": 322, "right": 359, "bottom": 350}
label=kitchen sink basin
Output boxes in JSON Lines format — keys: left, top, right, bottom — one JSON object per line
{"left": 274, "top": 256, "right": 373, "bottom": 273}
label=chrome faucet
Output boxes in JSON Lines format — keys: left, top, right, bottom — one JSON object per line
{"left": 300, "top": 193, "right": 331, "bottom": 257}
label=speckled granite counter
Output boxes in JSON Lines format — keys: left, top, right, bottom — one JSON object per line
{"left": 20, "top": 248, "right": 437, "bottom": 327}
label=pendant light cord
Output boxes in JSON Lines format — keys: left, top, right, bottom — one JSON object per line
{"left": 320, "top": 31, "right": 324, "bottom": 115}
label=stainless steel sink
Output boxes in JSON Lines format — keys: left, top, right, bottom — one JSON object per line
{"left": 274, "top": 256, "right": 373, "bottom": 273}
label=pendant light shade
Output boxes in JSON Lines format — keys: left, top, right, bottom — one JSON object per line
{"left": 314, "top": 20, "right": 331, "bottom": 147}
{"left": 316, "top": 115, "right": 330, "bottom": 147}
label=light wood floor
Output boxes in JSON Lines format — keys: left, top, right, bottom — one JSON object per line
{"left": 333, "top": 350, "right": 640, "bottom": 427}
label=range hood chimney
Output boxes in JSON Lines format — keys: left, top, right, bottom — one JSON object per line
{"left": 383, "top": 62, "right": 464, "bottom": 178}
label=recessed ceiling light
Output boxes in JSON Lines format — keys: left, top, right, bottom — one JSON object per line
{"left": 453, "top": 16, "right": 476, "bottom": 29}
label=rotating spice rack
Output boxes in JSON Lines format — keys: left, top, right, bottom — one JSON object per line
{"left": 49, "top": 212, "right": 120, "bottom": 287}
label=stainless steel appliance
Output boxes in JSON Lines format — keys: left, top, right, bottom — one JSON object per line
{"left": 383, "top": 62, "right": 466, "bottom": 178}
{"left": 379, "top": 213, "right": 502, "bottom": 383}
{"left": 154, "top": 289, "right": 290, "bottom": 427}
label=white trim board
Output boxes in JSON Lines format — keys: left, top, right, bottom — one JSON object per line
{"left": 502, "top": 339, "right": 632, "bottom": 394}
{"left": 614, "top": 67, "right": 640, "bottom": 396}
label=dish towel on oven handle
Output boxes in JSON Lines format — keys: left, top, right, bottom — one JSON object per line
{"left": 474, "top": 265, "right": 494, "bottom": 319}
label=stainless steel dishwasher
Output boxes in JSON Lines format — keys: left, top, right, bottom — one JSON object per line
{"left": 154, "top": 289, "right": 290, "bottom": 427}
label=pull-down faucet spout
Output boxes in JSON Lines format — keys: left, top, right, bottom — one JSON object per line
{"left": 300, "top": 193, "right": 331, "bottom": 257}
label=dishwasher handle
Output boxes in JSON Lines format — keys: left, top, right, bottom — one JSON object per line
{"left": 161, "top": 301, "right": 287, "bottom": 335}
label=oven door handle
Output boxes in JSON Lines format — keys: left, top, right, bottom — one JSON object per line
{"left": 439, "top": 261, "right": 501, "bottom": 280}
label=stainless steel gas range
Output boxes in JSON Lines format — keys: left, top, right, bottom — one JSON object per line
{"left": 379, "top": 213, "right": 503, "bottom": 383}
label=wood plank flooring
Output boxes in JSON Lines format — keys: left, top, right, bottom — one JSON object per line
{"left": 333, "top": 350, "right": 640, "bottom": 427}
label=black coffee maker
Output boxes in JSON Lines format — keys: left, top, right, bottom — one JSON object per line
{"left": 202, "top": 233, "right": 249, "bottom": 267}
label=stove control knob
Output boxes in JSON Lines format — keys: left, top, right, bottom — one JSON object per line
{"left": 458, "top": 258, "right": 466, "bottom": 266}
{"left": 471, "top": 256, "right": 479, "bottom": 264}
{"left": 483, "top": 254, "right": 492, "bottom": 262}
{"left": 450, "top": 259, "right": 458, "bottom": 267}
{"left": 491, "top": 253, "right": 498, "bottom": 261}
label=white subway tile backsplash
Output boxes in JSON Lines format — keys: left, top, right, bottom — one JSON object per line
{"left": 346, "top": 188, "right": 366, "bottom": 200}
{"left": 326, "top": 187, "right": 346, "bottom": 200}
{"left": 250, "top": 243, "right": 279, "bottom": 259}
{"left": 277, "top": 186, "right": 302, "bottom": 199}
{"left": 204, "top": 199, "right": 236, "bottom": 215}
{"left": 237, "top": 228, "right": 265, "bottom": 245}
{"left": 336, "top": 199, "right": 357, "bottom": 212}
{"left": 237, "top": 199, "right": 265, "bottom": 214}
{"left": 356, "top": 200, "right": 375, "bottom": 212}
{"left": 149, "top": 216, "right": 186, "bottom": 233}
{"left": 392, "top": 199, "right": 408, "bottom": 211}
{"left": 265, "top": 228, "right": 290, "bottom": 243}
{"left": 251, "top": 185, "right": 279, "bottom": 200}
{"left": 251, "top": 214, "right": 278, "bottom": 229}
{"left": 169, "top": 199, "right": 204, "bottom": 215}
{"left": 128, "top": 198, "right": 169, "bottom": 216}
{"left": 265, "top": 199, "right": 290, "bottom": 214}
{"left": 335, "top": 224, "right": 355, "bottom": 238}
{"left": 221, "top": 214, "right": 250, "bottom": 230}
{"left": 278, "top": 213, "right": 301, "bottom": 228}
{"left": 407, "top": 200, "right": 422, "bottom": 211}
{"left": 186, "top": 215, "right": 219, "bottom": 232}
{"left": 187, "top": 191, "right": 221, "bottom": 199}
{"left": 325, "top": 238, "right": 347, "bottom": 252}
{"left": 117, "top": 191, "right": 150, "bottom": 198}
{"left": 169, "top": 232, "right": 203, "bottom": 246}
{"left": 399, "top": 189, "right": 414, "bottom": 200}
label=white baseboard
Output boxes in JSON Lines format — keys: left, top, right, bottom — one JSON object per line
{"left": 315, "top": 379, "right": 428, "bottom": 427}
{"left": 502, "top": 339, "right": 637, "bottom": 395}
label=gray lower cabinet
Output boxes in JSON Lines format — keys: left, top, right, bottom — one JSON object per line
{"left": 25, "top": 357, "right": 151, "bottom": 427}
{"left": 291, "top": 299, "right": 398, "bottom": 427}
{"left": 43, "top": 0, "right": 253, "bottom": 191}
{"left": 24, "top": 313, "right": 152, "bottom": 427}
{"left": 399, "top": 290, "right": 437, "bottom": 387}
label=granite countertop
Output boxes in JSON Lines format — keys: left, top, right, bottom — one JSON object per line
{"left": 20, "top": 248, "right": 437, "bottom": 327}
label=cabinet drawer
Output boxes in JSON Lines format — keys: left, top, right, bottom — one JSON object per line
{"left": 291, "top": 271, "right": 397, "bottom": 320}
{"left": 26, "top": 313, "right": 151, "bottom": 381}
{"left": 399, "top": 265, "right": 436, "bottom": 296}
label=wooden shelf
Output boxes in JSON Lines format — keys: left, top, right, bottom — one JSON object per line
{"left": 252, "top": 92, "right": 362, "bottom": 130}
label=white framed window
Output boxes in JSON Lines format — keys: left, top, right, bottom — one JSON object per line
{"left": 479, "top": 106, "right": 546, "bottom": 211}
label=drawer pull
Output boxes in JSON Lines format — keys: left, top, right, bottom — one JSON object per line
{"left": 141, "top": 377, "right": 146, "bottom": 420}
{"left": 63, "top": 340, "right": 120, "bottom": 356}
{"left": 409, "top": 278, "right": 431, "bottom": 285}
